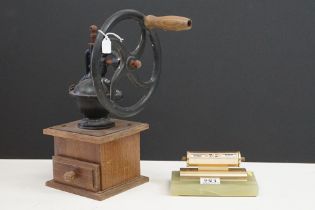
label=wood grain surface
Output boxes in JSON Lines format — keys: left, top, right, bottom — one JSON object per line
{"left": 53, "top": 156, "right": 100, "bottom": 192}
{"left": 46, "top": 175, "right": 149, "bottom": 201}
{"left": 100, "top": 133, "right": 140, "bottom": 189}
{"left": 44, "top": 119, "right": 149, "bottom": 200}
{"left": 43, "top": 119, "right": 149, "bottom": 144}
{"left": 144, "top": 15, "right": 192, "bottom": 31}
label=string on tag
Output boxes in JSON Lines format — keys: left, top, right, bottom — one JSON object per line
{"left": 98, "top": 30, "right": 124, "bottom": 42}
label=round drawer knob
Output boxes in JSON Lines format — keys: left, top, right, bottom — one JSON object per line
{"left": 63, "top": 170, "right": 76, "bottom": 182}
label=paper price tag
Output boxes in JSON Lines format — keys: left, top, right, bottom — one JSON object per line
{"left": 102, "top": 37, "right": 111, "bottom": 54}
{"left": 200, "top": 177, "right": 221, "bottom": 185}
{"left": 98, "top": 30, "right": 124, "bottom": 54}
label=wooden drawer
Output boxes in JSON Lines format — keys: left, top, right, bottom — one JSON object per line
{"left": 53, "top": 156, "right": 100, "bottom": 192}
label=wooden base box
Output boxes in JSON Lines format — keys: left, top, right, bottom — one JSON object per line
{"left": 43, "top": 119, "right": 149, "bottom": 200}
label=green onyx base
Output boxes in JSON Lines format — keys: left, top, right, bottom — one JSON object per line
{"left": 170, "top": 171, "right": 258, "bottom": 197}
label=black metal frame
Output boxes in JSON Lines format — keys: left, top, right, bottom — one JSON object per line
{"left": 91, "top": 9, "right": 162, "bottom": 118}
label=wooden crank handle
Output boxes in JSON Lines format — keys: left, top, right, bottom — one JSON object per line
{"left": 144, "top": 15, "right": 192, "bottom": 31}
